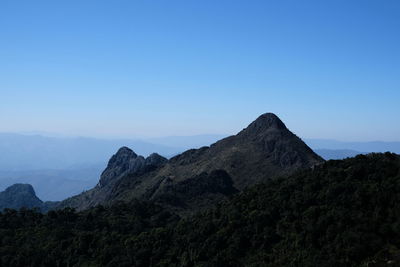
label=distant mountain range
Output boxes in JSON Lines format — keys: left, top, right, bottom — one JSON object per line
{"left": 0, "top": 133, "right": 397, "bottom": 171}
{"left": 0, "top": 133, "right": 181, "bottom": 171}
{"left": 313, "top": 149, "right": 363, "bottom": 160}
{"left": 146, "top": 134, "right": 228, "bottom": 149}
{"left": 305, "top": 139, "right": 400, "bottom": 160}
{"left": 0, "top": 166, "right": 103, "bottom": 201}
{"left": 305, "top": 138, "right": 400, "bottom": 154}
{"left": 0, "top": 131, "right": 398, "bottom": 202}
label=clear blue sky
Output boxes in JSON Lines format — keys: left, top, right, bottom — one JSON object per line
{"left": 0, "top": 0, "right": 399, "bottom": 141}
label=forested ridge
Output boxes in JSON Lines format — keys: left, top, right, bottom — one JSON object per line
{"left": 1, "top": 153, "right": 400, "bottom": 266}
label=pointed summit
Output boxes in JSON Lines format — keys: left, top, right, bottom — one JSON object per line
{"left": 167, "top": 112, "right": 322, "bottom": 191}
{"left": 248, "top": 112, "right": 286, "bottom": 130}
{"left": 238, "top": 113, "right": 287, "bottom": 139}
{"left": 255, "top": 113, "right": 286, "bottom": 127}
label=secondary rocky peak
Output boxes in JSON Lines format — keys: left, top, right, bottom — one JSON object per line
{"left": 99, "top": 147, "right": 138, "bottom": 187}
{"left": 106, "top": 147, "right": 137, "bottom": 168}
{"left": 98, "top": 148, "right": 168, "bottom": 188}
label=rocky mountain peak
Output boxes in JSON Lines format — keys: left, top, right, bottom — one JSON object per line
{"left": 115, "top": 146, "right": 138, "bottom": 158}
{"left": 242, "top": 113, "right": 287, "bottom": 134}
{"left": 57, "top": 112, "right": 324, "bottom": 213}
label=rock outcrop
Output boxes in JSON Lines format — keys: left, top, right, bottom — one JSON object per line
{"left": 98, "top": 147, "right": 167, "bottom": 187}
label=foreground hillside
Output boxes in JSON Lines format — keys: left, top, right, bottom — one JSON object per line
{"left": 1, "top": 153, "right": 399, "bottom": 266}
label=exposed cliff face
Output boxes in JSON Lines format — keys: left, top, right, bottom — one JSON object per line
{"left": 0, "top": 184, "right": 43, "bottom": 210}
{"left": 57, "top": 113, "right": 324, "bottom": 213}
{"left": 98, "top": 147, "right": 167, "bottom": 188}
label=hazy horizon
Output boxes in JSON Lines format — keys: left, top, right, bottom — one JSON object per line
{"left": 1, "top": 129, "right": 399, "bottom": 201}
{"left": 1, "top": 130, "right": 400, "bottom": 144}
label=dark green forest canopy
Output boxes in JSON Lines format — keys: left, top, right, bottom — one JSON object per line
{"left": 1, "top": 153, "right": 400, "bottom": 267}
